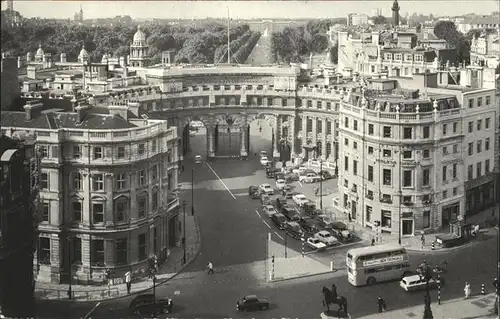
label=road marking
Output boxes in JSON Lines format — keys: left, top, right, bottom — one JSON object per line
{"left": 205, "top": 162, "right": 237, "bottom": 200}
{"left": 174, "top": 290, "right": 180, "bottom": 295}
{"left": 262, "top": 220, "right": 271, "bottom": 229}
{"left": 274, "top": 231, "right": 284, "bottom": 240}
{"left": 254, "top": 209, "right": 262, "bottom": 218}
{"left": 298, "top": 181, "right": 303, "bottom": 187}
{"left": 82, "top": 302, "right": 101, "bottom": 319}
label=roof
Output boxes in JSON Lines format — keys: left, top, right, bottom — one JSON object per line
{"left": 1, "top": 149, "right": 19, "bottom": 162}
{"left": 347, "top": 243, "right": 405, "bottom": 256}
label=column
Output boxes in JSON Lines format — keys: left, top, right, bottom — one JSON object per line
{"left": 240, "top": 124, "right": 248, "bottom": 158}
{"left": 207, "top": 125, "right": 215, "bottom": 158}
{"left": 273, "top": 116, "right": 280, "bottom": 159}
{"left": 312, "top": 117, "right": 318, "bottom": 145}
{"left": 321, "top": 119, "right": 327, "bottom": 161}
{"left": 301, "top": 116, "right": 307, "bottom": 158}
{"left": 290, "top": 115, "right": 296, "bottom": 159}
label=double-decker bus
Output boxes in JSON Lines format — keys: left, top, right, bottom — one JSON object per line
{"left": 346, "top": 243, "right": 411, "bottom": 287}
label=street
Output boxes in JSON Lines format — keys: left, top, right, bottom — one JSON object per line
{"left": 35, "top": 124, "right": 499, "bottom": 318}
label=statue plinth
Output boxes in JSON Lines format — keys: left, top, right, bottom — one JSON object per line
{"left": 320, "top": 310, "right": 351, "bottom": 319}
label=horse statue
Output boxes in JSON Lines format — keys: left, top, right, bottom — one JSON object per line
{"left": 322, "top": 285, "right": 348, "bottom": 317}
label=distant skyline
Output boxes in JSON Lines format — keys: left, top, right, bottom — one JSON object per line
{"left": 1, "top": 1, "right": 499, "bottom": 20}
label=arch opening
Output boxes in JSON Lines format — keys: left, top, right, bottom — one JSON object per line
{"left": 248, "top": 116, "right": 272, "bottom": 159}
{"left": 181, "top": 119, "right": 208, "bottom": 161}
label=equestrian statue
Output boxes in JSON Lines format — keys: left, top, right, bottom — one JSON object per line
{"left": 322, "top": 284, "right": 348, "bottom": 318}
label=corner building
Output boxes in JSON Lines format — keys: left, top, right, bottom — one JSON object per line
{"left": 1, "top": 101, "right": 180, "bottom": 284}
{"left": 338, "top": 69, "right": 498, "bottom": 236}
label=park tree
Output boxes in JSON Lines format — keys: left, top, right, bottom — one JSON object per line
{"left": 372, "top": 15, "right": 388, "bottom": 25}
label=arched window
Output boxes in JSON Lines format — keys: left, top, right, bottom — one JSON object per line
{"left": 91, "top": 196, "right": 107, "bottom": 225}
{"left": 137, "top": 191, "right": 148, "bottom": 218}
{"left": 114, "top": 195, "right": 129, "bottom": 223}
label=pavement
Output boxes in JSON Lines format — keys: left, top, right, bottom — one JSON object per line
{"left": 34, "top": 124, "right": 500, "bottom": 319}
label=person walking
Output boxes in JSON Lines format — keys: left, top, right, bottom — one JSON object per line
{"left": 371, "top": 238, "right": 375, "bottom": 246}
{"left": 377, "top": 296, "right": 386, "bottom": 312}
{"left": 125, "top": 268, "right": 132, "bottom": 295}
{"left": 420, "top": 234, "right": 426, "bottom": 249}
{"left": 464, "top": 282, "right": 471, "bottom": 299}
{"left": 207, "top": 261, "right": 214, "bottom": 275}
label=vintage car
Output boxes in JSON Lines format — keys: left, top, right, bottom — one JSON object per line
{"left": 262, "top": 205, "right": 277, "bottom": 218}
{"left": 314, "top": 230, "right": 338, "bottom": 246}
{"left": 281, "top": 206, "right": 300, "bottom": 222}
{"left": 236, "top": 294, "right": 270, "bottom": 312}
{"left": 129, "top": 294, "right": 173, "bottom": 315}
{"left": 259, "top": 183, "right": 274, "bottom": 195}
{"left": 331, "top": 221, "right": 352, "bottom": 241}
{"left": 261, "top": 194, "right": 272, "bottom": 205}
{"left": 306, "top": 237, "right": 327, "bottom": 251}
{"left": 275, "top": 197, "right": 288, "bottom": 211}
{"left": 302, "top": 202, "right": 320, "bottom": 216}
{"left": 281, "top": 185, "right": 294, "bottom": 198}
{"left": 284, "top": 221, "right": 304, "bottom": 240}
{"left": 299, "top": 216, "right": 322, "bottom": 234}
{"left": 292, "top": 194, "right": 309, "bottom": 207}
{"left": 270, "top": 213, "right": 287, "bottom": 229}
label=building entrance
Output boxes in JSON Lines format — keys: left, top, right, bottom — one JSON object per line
{"left": 401, "top": 219, "right": 414, "bottom": 236}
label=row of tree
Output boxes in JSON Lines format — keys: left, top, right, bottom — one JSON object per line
{"left": 0, "top": 20, "right": 251, "bottom": 64}
{"left": 213, "top": 31, "right": 252, "bottom": 64}
{"left": 232, "top": 31, "right": 261, "bottom": 64}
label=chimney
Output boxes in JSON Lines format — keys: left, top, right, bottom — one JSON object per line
{"left": 423, "top": 29, "right": 429, "bottom": 40}
{"left": 17, "top": 56, "right": 22, "bottom": 68}
{"left": 60, "top": 53, "right": 67, "bottom": 63}
{"left": 108, "top": 104, "right": 129, "bottom": 120}
{"left": 23, "top": 101, "right": 43, "bottom": 121}
{"left": 75, "top": 104, "right": 90, "bottom": 123}
{"left": 127, "top": 101, "right": 140, "bottom": 117}
{"left": 119, "top": 56, "right": 126, "bottom": 68}
{"left": 27, "top": 65, "right": 37, "bottom": 79}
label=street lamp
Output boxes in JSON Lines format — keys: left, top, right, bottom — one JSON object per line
{"left": 191, "top": 168, "right": 195, "bottom": 216}
{"left": 284, "top": 233, "right": 288, "bottom": 259}
{"left": 417, "top": 261, "right": 434, "bottom": 319}
{"left": 319, "top": 160, "right": 323, "bottom": 211}
{"left": 67, "top": 235, "right": 72, "bottom": 299}
{"left": 398, "top": 190, "right": 402, "bottom": 245}
{"left": 182, "top": 200, "right": 187, "bottom": 265}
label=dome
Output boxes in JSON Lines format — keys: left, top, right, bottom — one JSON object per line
{"left": 78, "top": 46, "right": 89, "bottom": 59}
{"left": 133, "top": 25, "right": 146, "bottom": 43}
{"left": 36, "top": 44, "right": 44, "bottom": 56}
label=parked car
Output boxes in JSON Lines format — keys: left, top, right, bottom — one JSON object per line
{"left": 281, "top": 206, "right": 301, "bottom": 222}
{"left": 306, "top": 237, "right": 327, "bottom": 251}
{"left": 292, "top": 194, "right": 309, "bottom": 207}
{"left": 282, "top": 185, "right": 294, "bottom": 198}
{"left": 400, "top": 275, "right": 438, "bottom": 292}
{"left": 299, "top": 217, "right": 321, "bottom": 234}
{"left": 259, "top": 151, "right": 268, "bottom": 158}
{"left": 259, "top": 183, "right": 274, "bottom": 195}
{"left": 195, "top": 155, "right": 202, "bottom": 164}
{"left": 266, "top": 170, "right": 276, "bottom": 179}
{"left": 331, "top": 221, "right": 352, "bottom": 241}
{"left": 129, "top": 294, "right": 173, "bottom": 315}
{"left": 275, "top": 197, "right": 288, "bottom": 211}
{"left": 284, "top": 173, "right": 299, "bottom": 183}
{"left": 275, "top": 172, "right": 285, "bottom": 181}
{"left": 236, "top": 294, "right": 270, "bottom": 312}
{"left": 271, "top": 213, "right": 287, "bottom": 229}
{"left": 299, "top": 172, "right": 321, "bottom": 183}
{"left": 276, "top": 179, "right": 286, "bottom": 190}
{"left": 260, "top": 156, "right": 269, "bottom": 166}
{"left": 316, "top": 214, "right": 334, "bottom": 229}
{"left": 248, "top": 186, "right": 260, "bottom": 199}
{"left": 284, "top": 221, "right": 304, "bottom": 239}
{"left": 314, "top": 230, "right": 338, "bottom": 246}
{"left": 261, "top": 194, "right": 272, "bottom": 205}
{"left": 292, "top": 166, "right": 308, "bottom": 175}
{"left": 302, "top": 202, "right": 319, "bottom": 216}
{"left": 319, "top": 170, "right": 333, "bottom": 180}
{"left": 262, "top": 205, "right": 277, "bottom": 218}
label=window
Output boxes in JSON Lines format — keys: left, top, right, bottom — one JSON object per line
{"left": 485, "top": 117, "right": 491, "bottom": 129}
{"left": 91, "top": 240, "right": 105, "bottom": 266}
{"left": 72, "top": 202, "right": 82, "bottom": 221}
{"left": 344, "top": 117, "right": 349, "bottom": 128}
{"left": 268, "top": 97, "right": 273, "bottom": 106}
{"left": 442, "top": 190, "right": 448, "bottom": 199}
{"left": 452, "top": 163, "right": 457, "bottom": 179}
{"left": 477, "top": 140, "right": 482, "bottom": 153}
{"left": 366, "top": 205, "right": 372, "bottom": 222}
{"left": 71, "top": 238, "right": 82, "bottom": 264}
{"left": 368, "top": 124, "right": 374, "bottom": 135}
{"left": 422, "top": 168, "right": 430, "bottom": 186}
{"left": 117, "top": 146, "right": 125, "bottom": 158}
{"left": 92, "top": 174, "right": 104, "bottom": 191}
{"left": 485, "top": 159, "right": 490, "bottom": 173}
{"left": 415, "top": 55, "right": 423, "bottom": 62}
{"left": 423, "top": 149, "right": 430, "bottom": 158}
{"left": 73, "top": 145, "right": 81, "bottom": 158}
{"left": 344, "top": 156, "right": 349, "bottom": 171}
{"left": 423, "top": 210, "right": 430, "bottom": 228}
{"left": 138, "top": 196, "right": 147, "bottom": 217}
{"left": 403, "top": 150, "right": 412, "bottom": 159}
{"left": 468, "top": 165, "right": 473, "bottom": 180}
{"left": 116, "top": 173, "right": 126, "bottom": 190}
{"left": 72, "top": 172, "right": 82, "bottom": 190}
{"left": 403, "top": 127, "right": 412, "bottom": 139}
{"left": 42, "top": 203, "right": 49, "bottom": 222}
{"left": 442, "top": 124, "right": 447, "bottom": 135}
{"left": 383, "top": 149, "right": 392, "bottom": 157}
{"left": 368, "top": 165, "right": 374, "bottom": 182}
{"left": 39, "top": 145, "right": 48, "bottom": 158}
{"left": 403, "top": 170, "right": 412, "bottom": 187}
{"left": 383, "top": 169, "right": 392, "bottom": 186}
{"left": 138, "top": 233, "right": 147, "bottom": 260}
{"left": 423, "top": 126, "right": 430, "bottom": 138}
{"left": 41, "top": 172, "right": 48, "bottom": 189}
{"left": 152, "top": 192, "right": 158, "bottom": 211}
{"left": 93, "top": 147, "right": 102, "bottom": 159}
{"left": 115, "top": 239, "right": 127, "bottom": 265}
{"left": 344, "top": 138, "right": 349, "bottom": 146}
{"left": 468, "top": 99, "right": 474, "bottom": 108}
{"left": 486, "top": 96, "right": 491, "bottom": 105}
{"left": 477, "top": 120, "right": 482, "bottom": 131}
{"left": 138, "top": 144, "right": 145, "bottom": 156}
{"left": 476, "top": 162, "right": 482, "bottom": 177}
{"left": 152, "top": 165, "right": 158, "bottom": 181}
{"left": 453, "top": 144, "right": 458, "bottom": 153}
{"left": 477, "top": 97, "right": 483, "bottom": 107}
{"left": 442, "top": 147, "right": 448, "bottom": 155}
{"left": 353, "top": 120, "right": 358, "bottom": 131}
{"left": 92, "top": 203, "right": 104, "bottom": 224}
{"left": 468, "top": 142, "right": 474, "bottom": 155}
{"left": 383, "top": 126, "right": 391, "bottom": 138}
{"left": 39, "top": 237, "right": 50, "bottom": 264}
{"left": 326, "top": 102, "right": 331, "bottom": 110}
{"left": 453, "top": 122, "right": 458, "bottom": 133}
{"left": 138, "top": 170, "right": 146, "bottom": 186}
{"left": 394, "top": 53, "right": 402, "bottom": 61}
{"left": 152, "top": 140, "right": 157, "bottom": 153}
{"left": 306, "top": 100, "right": 312, "bottom": 108}
{"left": 283, "top": 99, "right": 288, "bottom": 107}
{"left": 381, "top": 210, "right": 392, "bottom": 228}
{"left": 344, "top": 179, "right": 348, "bottom": 188}
{"left": 368, "top": 146, "right": 374, "bottom": 154}
{"left": 442, "top": 165, "right": 447, "bottom": 182}
{"left": 353, "top": 141, "right": 358, "bottom": 150}
{"left": 485, "top": 138, "right": 490, "bottom": 151}
{"left": 468, "top": 121, "right": 473, "bottom": 133}
{"left": 115, "top": 201, "right": 127, "bottom": 222}
{"left": 353, "top": 160, "right": 358, "bottom": 175}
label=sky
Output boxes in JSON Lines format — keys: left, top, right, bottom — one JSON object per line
{"left": 2, "top": 0, "right": 499, "bottom": 20}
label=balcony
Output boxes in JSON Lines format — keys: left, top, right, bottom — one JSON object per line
{"left": 403, "top": 200, "right": 414, "bottom": 206}
{"left": 380, "top": 197, "right": 393, "bottom": 204}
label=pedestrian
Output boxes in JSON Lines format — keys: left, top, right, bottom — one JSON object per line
{"left": 421, "top": 234, "right": 426, "bottom": 249}
{"left": 125, "top": 268, "right": 132, "bottom": 295}
{"left": 207, "top": 261, "right": 214, "bottom": 275}
{"left": 348, "top": 213, "right": 352, "bottom": 222}
{"left": 371, "top": 238, "right": 375, "bottom": 246}
{"left": 493, "top": 277, "right": 498, "bottom": 290}
{"left": 377, "top": 296, "right": 386, "bottom": 313}
{"left": 464, "top": 282, "right": 471, "bottom": 299}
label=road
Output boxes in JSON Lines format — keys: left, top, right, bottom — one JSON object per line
{"left": 35, "top": 124, "right": 499, "bottom": 318}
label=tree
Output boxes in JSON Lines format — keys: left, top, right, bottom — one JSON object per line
{"left": 372, "top": 15, "right": 388, "bottom": 25}
{"left": 434, "top": 21, "right": 460, "bottom": 44}
{"left": 329, "top": 44, "right": 338, "bottom": 64}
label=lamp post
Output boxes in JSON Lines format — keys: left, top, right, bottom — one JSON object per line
{"left": 398, "top": 190, "right": 402, "bottom": 245}
{"left": 67, "top": 235, "right": 72, "bottom": 299}
{"left": 191, "top": 168, "right": 195, "bottom": 216}
{"left": 284, "top": 233, "right": 288, "bottom": 259}
{"left": 417, "top": 261, "right": 434, "bottom": 319}
{"left": 319, "top": 160, "right": 323, "bottom": 211}
{"left": 182, "top": 200, "right": 187, "bottom": 265}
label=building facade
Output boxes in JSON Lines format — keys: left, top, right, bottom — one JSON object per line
{"left": 0, "top": 133, "right": 39, "bottom": 317}
{"left": 470, "top": 33, "right": 500, "bottom": 70}
{"left": 1, "top": 101, "right": 181, "bottom": 284}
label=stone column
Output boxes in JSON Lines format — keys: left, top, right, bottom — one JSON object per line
{"left": 240, "top": 124, "right": 248, "bottom": 158}
{"left": 207, "top": 125, "right": 215, "bottom": 158}
{"left": 321, "top": 119, "right": 327, "bottom": 160}
{"left": 301, "top": 116, "right": 307, "bottom": 158}
{"left": 273, "top": 116, "right": 280, "bottom": 159}
{"left": 290, "top": 115, "right": 296, "bottom": 159}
